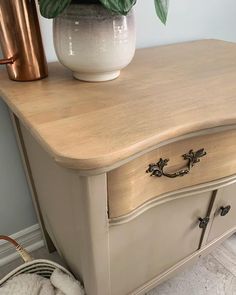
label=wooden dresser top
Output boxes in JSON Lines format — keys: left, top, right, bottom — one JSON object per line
{"left": 1, "top": 39, "right": 236, "bottom": 171}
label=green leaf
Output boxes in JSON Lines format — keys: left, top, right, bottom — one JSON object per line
{"left": 154, "top": 0, "right": 169, "bottom": 24}
{"left": 39, "top": 0, "right": 72, "bottom": 19}
{"left": 99, "top": 0, "right": 137, "bottom": 15}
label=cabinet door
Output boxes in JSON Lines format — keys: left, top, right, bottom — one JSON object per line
{"left": 109, "top": 191, "right": 213, "bottom": 295}
{"left": 207, "top": 182, "right": 236, "bottom": 243}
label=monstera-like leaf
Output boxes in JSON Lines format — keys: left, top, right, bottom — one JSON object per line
{"left": 98, "top": 0, "right": 137, "bottom": 15}
{"left": 39, "top": 0, "right": 72, "bottom": 18}
{"left": 154, "top": 0, "right": 169, "bottom": 24}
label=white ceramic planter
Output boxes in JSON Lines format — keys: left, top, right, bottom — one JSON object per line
{"left": 53, "top": 3, "right": 136, "bottom": 82}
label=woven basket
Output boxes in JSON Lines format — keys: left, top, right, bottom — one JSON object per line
{"left": 0, "top": 235, "right": 73, "bottom": 287}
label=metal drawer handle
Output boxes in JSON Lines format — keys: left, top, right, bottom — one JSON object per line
{"left": 146, "top": 148, "right": 207, "bottom": 178}
{"left": 220, "top": 205, "right": 231, "bottom": 217}
{"left": 198, "top": 217, "right": 210, "bottom": 229}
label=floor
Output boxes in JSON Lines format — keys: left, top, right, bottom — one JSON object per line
{"left": 0, "top": 234, "right": 236, "bottom": 294}
{"left": 148, "top": 234, "right": 236, "bottom": 295}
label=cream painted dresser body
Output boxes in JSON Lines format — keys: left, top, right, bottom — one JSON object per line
{"left": 1, "top": 40, "right": 236, "bottom": 295}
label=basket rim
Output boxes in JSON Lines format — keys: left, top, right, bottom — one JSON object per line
{"left": 0, "top": 259, "right": 73, "bottom": 287}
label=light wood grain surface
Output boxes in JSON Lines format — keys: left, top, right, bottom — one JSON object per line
{"left": 1, "top": 39, "right": 236, "bottom": 170}
{"left": 108, "top": 129, "right": 236, "bottom": 218}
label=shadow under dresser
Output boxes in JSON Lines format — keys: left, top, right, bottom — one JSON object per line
{"left": 0, "top": 39, "right": 236, "bottom": 295}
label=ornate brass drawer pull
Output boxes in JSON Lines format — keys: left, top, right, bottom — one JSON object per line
{"left": 146, "top": 148, "right": 207, "bottom": 178}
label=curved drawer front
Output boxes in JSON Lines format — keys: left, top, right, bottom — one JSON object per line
{"left": 107, "top": 129, "right": 236, "bottom": 219}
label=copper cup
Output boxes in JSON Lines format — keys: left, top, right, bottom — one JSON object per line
{"left": 0, "top": 0, "right": 48, "bottom": 81}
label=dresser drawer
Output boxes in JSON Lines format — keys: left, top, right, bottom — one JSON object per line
{"left": 108, "top": 129, "right": 236, "bottom": 219}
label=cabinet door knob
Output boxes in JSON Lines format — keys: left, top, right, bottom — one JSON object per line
{"left": 220, "top": 205, "right": 231, "bottom": 217}
{"left": 198, "top": 217, "right": 210, "bottom": 229}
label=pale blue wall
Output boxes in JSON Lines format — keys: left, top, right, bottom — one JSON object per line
{"left": 0, "top": 98, "right": 37, "bottom": 235}
{"left": 38, "top": 0, "right": 236, "bottom": 62}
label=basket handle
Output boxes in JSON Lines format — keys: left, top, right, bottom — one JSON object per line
{"left": 0, "top": 235, "right": 33, "bottom": 263}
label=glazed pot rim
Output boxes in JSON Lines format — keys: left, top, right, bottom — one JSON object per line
{"left": 57, "top": 3, "right": 134, "bottom": 19}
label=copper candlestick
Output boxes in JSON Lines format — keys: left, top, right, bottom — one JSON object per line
{"left": 0, "top": 0, "right": 48, "bottom": 81}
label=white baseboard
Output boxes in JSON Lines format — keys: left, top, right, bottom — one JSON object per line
{"left": 0, "top": 224, "right": 44, "bottom": 266}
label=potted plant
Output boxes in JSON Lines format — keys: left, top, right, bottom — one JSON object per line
{"left": 39, "top": 0, "right": 169, "bottom": 82}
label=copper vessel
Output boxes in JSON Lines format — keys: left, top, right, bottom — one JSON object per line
{"left": 0, "top": 0, "right": 48, "bottom": 81}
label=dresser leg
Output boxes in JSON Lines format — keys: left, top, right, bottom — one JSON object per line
{"left": 76, "top": 174, "right": 111, "bottom": 295}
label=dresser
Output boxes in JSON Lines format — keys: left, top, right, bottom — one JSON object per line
{"left": 1, "top": 40, "right": 236, "bottom": 295}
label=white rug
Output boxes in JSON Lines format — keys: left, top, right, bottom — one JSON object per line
{"left": 147, "top": 235, "right": 236, "bottom": 295}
